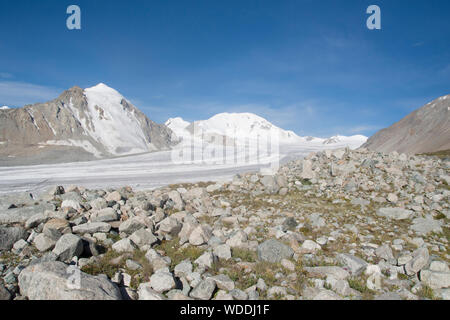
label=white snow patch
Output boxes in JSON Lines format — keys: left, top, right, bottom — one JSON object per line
{"left": 0, "top": 106, "right": 9, "bottom": 110}
{"left": 188, "top": 112, "right": 302, "bottom": 144}
{"left": 165, "top": 117, "right": 190, "bottom": 140}
{"left": 27, "top": 109, "right": 39, "bottom": 130}
{"left": 41, "top": 140, "right": 103, "bottom": 158}
{"left": 82, "top": 83, "right": 152, "bottom": 155}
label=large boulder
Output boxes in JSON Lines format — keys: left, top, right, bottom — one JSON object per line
{"left": 0, "top": 203, "right": 55, "bottom": 224}
{"left": 18, "top": 261, "right": 122, "bottom": 300}
{"left": 149, "top": 270, "right": 176, "bottom": 293}
{"left": 376, "top": 208, "right": 413, "bottom": 220}
{"left": 257, "top": 239, "right": 294, "bottom": 263}
{"left": 119, "top": 217, "right": 147, "bottom": 235}
{"left": 91, "top": 208, "right": 119, "bottom": 223}
{"left": 337, "top": 253, "right": 368, "bottom": 276}
{"left": 43, "top": 218, "right": 71, "bottom": 241}
{"left": 190, "top": 278, "right": 216, "bottom": 300}
{"left": 72, "top": 222, "right": 111, "bottom": 234}
{"left": 52, "top": 234, "right": 84, "bottom": 262}
{"left": 405, "top": 247, "right": 429, "bottom": 275}
{"left": 420, "top": 270, "right": 450, "bottom": 290}
{"left": 410, "top": 217, "right": 443, "bottom": 235}
{"left": 0, "top": 226, "right": 28, "bottom": 250}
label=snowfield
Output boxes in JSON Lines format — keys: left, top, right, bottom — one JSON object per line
{"left": 0, "top": 137, "right": 366, "bottom": 195}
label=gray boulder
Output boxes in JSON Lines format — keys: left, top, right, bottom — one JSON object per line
{"left": 138, "top": 283, "right": 167, "bottom": 300}
{"left": 18, "top": 261, "right": 122, "bottom": 300}
{"left": 91, "top": 208, "right": 119, "bottom": 223}
{"left": 410, "top": 217, "right": 443, "bottom": 235}
{"left": 33, "top": 233, "right": 56, "bottom": 252}
{"left": 52, "top": 234, "right": 84, "bottom": 262}
{"left": 119, "top": 217, "right": 147, "bottom": 235}
{"left": 405, "top": 247, "right": 429, "bottom": 275}
{"left": 190, "top": 278, "right": 216, "bottom": 300}
{"left": 337, "top": 253, "right": 368, "bottom": 276}
{"left": 0, "top": 203, "right": 55, "bottom": 224}
{"left": 420, "top": 270, "right": 450, "bottom": 289}
{"left": 257, "top": 239, "right": 294, "bottom": 263}
{"left": 150, "top": 270, "right": 176, "bottom": 293}
{"left": 129, "top": 229, "right": 158, "bottom": 249}
{"left": 73, "top": 222, "right": 111, "bottom": 234}
{"left": 0, "top": 226, "right": 28, "bottom": 250}
{"left": 376, "top": 208, "right": 413, "bottom": 220}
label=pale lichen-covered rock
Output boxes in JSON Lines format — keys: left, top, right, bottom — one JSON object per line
{"left": 18, "top": 261, "right": 122, "bottom": 300}
{"left": 257, "top": 239, "right": 294, "bottom": 263}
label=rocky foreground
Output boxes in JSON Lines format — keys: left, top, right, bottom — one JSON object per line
{"left": 0, "top": 148, "right": 449, "bottom": 300}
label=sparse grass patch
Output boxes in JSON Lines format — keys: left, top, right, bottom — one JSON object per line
{"left": 434, "top": 213, "right": 447, "bottom": 220}
{"left": 416, "top": 285, "right": 438, "bottom": 300}
{"left": 126, "top": 250, "right": 154, "bottom": 289}
{"left": 397, "top": 273, "right": 409, "bottom": 280}
{"left": 80, "top": 249, "right": 124, "bottom": 279}
{"left": 348, "top": 277, "right": 375, "bottom": 300}
{"left": 155, "top": 237, "right": 204, "bottom": 269}
{"left": 252, "top": 261, "right": 282, "bottom": 287}
{"left": 0, "top": 251, "right": 20, "bottom": 266}
{"left": 232, "top": 247, "right": 257, "bottom": 262}
{"left": 419, "top": 149, "right": 450, "bottom": 159}
{"left": 107, "top": 232, "right": 121, "bottom": 243}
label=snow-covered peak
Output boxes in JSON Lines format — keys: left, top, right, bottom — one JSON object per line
{"left": 85, "top": 83, "right": 124, "bottom": 101}
{"left": 190, "top": 112, "right": 301, "bottom": 143}
{"left": 72, "top": 84, "right": 155, "bottom": 155}
{"left": 165, "top": 117, "right": 191, "bottom": 140}
{"left": 322, "top": 135, "right": 368, "bottom": 148}
{"left": 0, "top": 106, "right": 10, "bottom": 110}
{"left": 164, "top": 112, "right": 369, "bottom": 149}
{"left": 165, "top": 117, "right": 190, "bottom": 131}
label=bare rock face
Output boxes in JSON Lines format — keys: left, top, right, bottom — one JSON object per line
{"left": 0, "top": 83, "right": 176, "bottom": 165}
{"left": 362, "top": 94, "right": 450, "bottom": 154}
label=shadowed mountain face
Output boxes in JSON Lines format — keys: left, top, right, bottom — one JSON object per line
{"left": 362, "top": 94, "right": 450, "bottom": 154}
{"left": 0, "top": 84, "right": 175, "bottom": 165}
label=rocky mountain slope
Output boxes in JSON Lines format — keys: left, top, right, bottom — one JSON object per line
{"left": 0, "top": 84, "right": 175, "bottom": 165}
{"left": 0, "top": 148, "right": 448, "bottom": 300}
{"left": 362, "top": 94, "right": 450, "bottom": 154}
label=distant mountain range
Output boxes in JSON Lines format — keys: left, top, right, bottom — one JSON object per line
{"left": 0, "top": 83, "right": 387, "bottom": 166}
{"left": 0, "top": 84, "right": 174, "bottom": 165}
{"left": 165, "top": 113, "right": 367, "bottom": 147}
{"left": 362, "top": 94, "right": 450, "bottom": 154}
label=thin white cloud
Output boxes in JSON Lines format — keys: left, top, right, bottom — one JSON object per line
{"left": 0, "top": 72, "right": 13, "bottom": 79}
{"left": 347, "top": 125, "right": 380, "bottom": 134}
{"left": 0, "top": 81, "right": 61, "bottom": 107}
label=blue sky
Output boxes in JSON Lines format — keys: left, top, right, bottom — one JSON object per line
{"left": 0, "top": 0, "right": 449, "bottom": 137}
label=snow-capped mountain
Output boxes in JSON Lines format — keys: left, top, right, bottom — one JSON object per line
{"left": 0, "top": 106, "right": 10, "bottom": 110}
{"left": 0, "top": 84, "right": 175, "bottom": 162}
{"left": 166, "top": 113, "right": 367, "bottom": 149}
{"left": 322, "top": 135, "right": 368, "bottom": 146}
{"left": 165, "top": 117, "right": 191, "bottom": 140}
{"left": 166, "top": 112, "right": 303, "bottom": 144}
